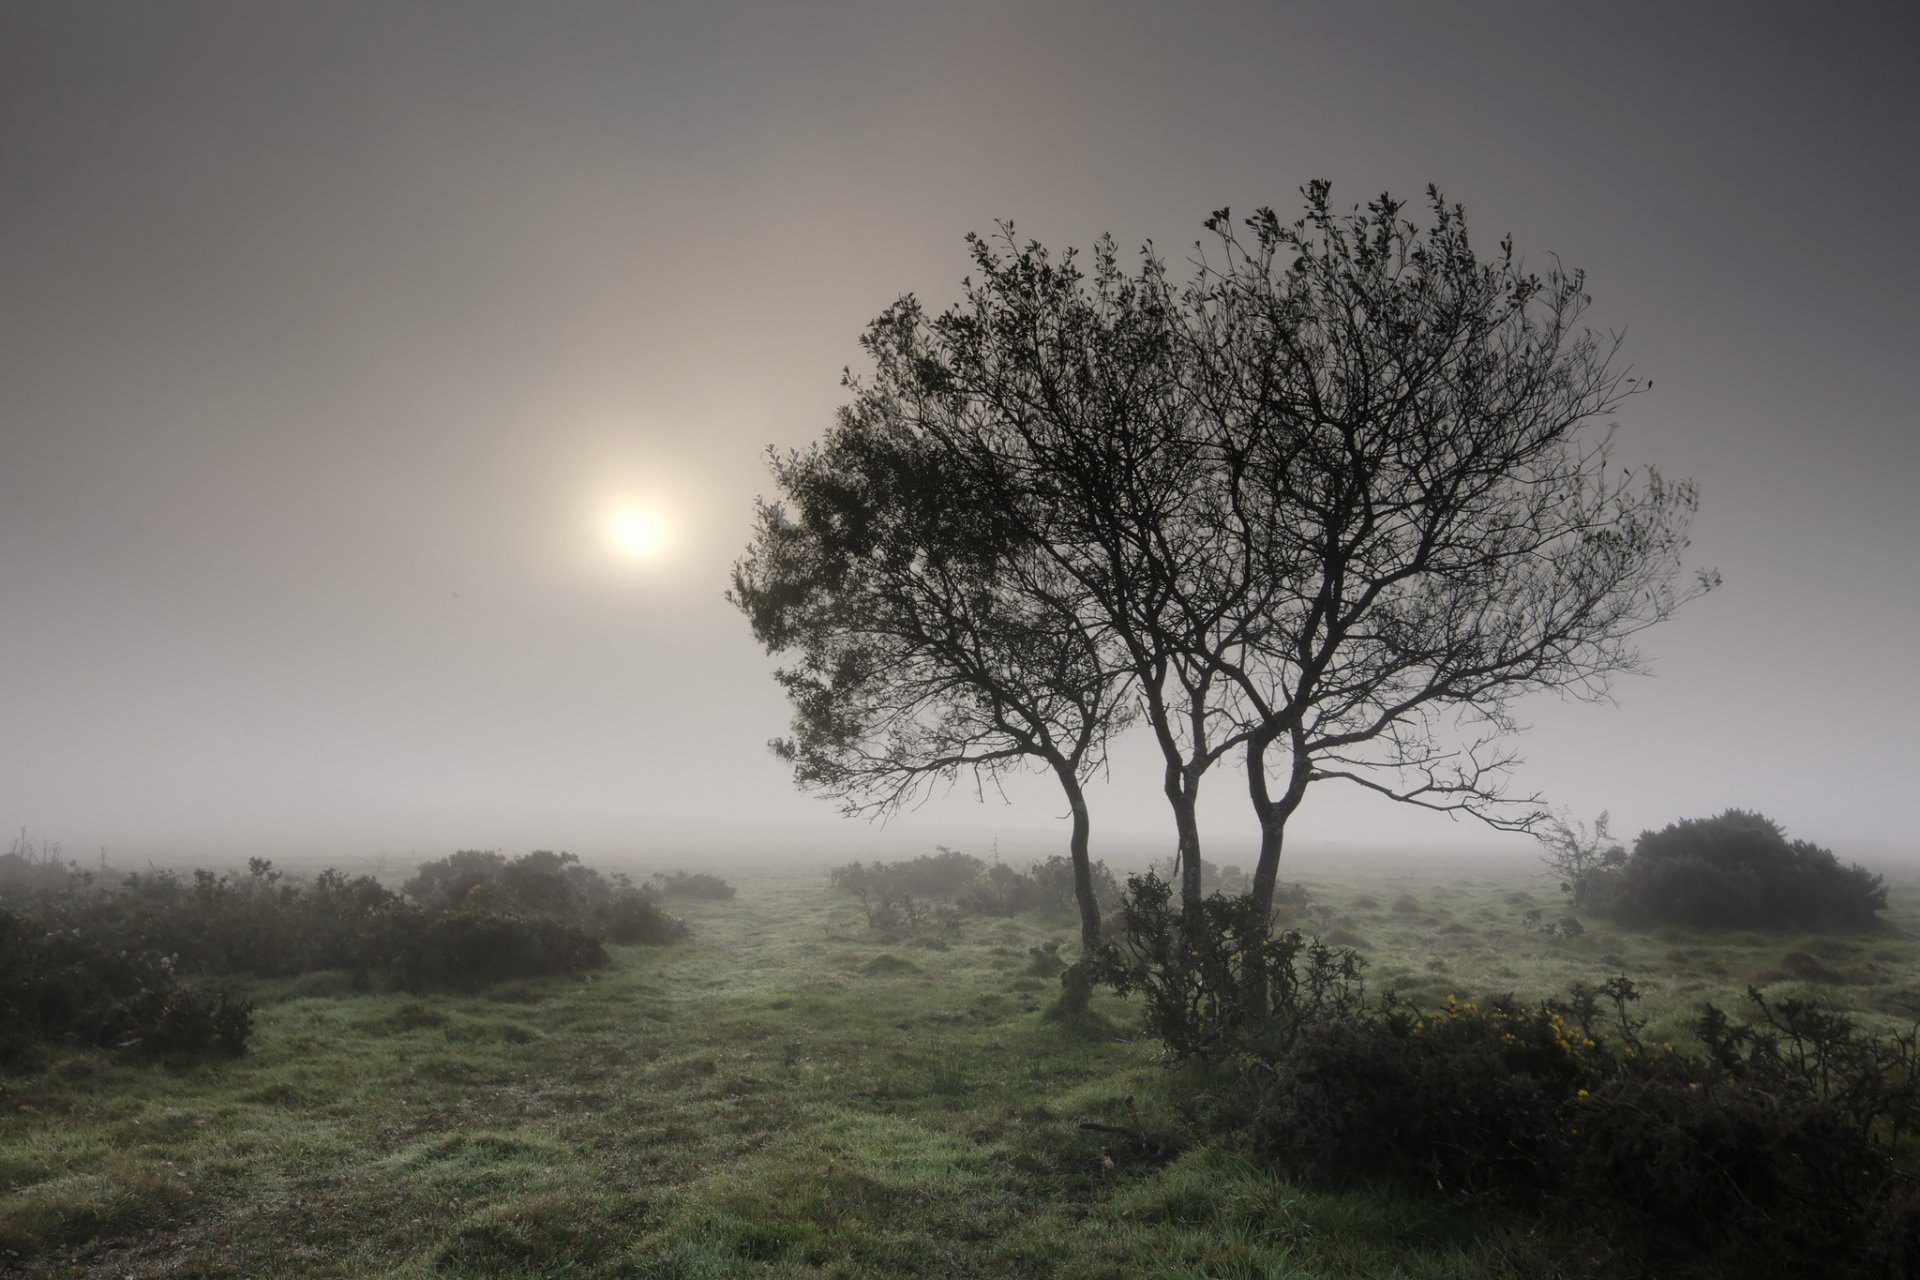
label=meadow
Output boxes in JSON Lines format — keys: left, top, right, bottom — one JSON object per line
{"left": 4, "top": 854, "right": 1917, "bottom": 1278}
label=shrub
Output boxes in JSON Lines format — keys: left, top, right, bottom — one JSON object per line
{"left": 597, "top": 888, "right": 690, "bottom": 945}
{"left": 0, "top": 906, "right": 253, "bottom": 1062}
{"left": 1145, "top": 854, "right": 1253, "bottom": 897}
{"left": 1535, "top": 811, "right": 1627, "bottom": 910}
{"left": 1245, "top": 976, "right": 1920, "bottom": 1277}
{"left": 830, "top": 848, "right": 1119, "bottom": 925}
{"left": 391, "top": 911, "right": 610, "bottom": 989}
{"left": 652, "top": 870, "right": 737, "bottom": 900}
{"left": 1029, "top": 854, "right": 1123, "bottom": 916}
{"left": 1252, "top": 991, "right": 1605, "bottom": 1195}
{"left": 1604, "top": 810, "right": 1885, "bottom": 930}
{"left": 829, "top": 847, "right": 986, "bottom": 898}
{"left": 0, "top": 848, "right": 686, "bottom": 1064}
{"left": 403, "top": 850, "right": 689, "bottom": 946}
{"left": 1090, "top": 872, "right": 1366, "bottom": 1062}
{"left": 403, "top": 849, "right": 509, "bottom": 911}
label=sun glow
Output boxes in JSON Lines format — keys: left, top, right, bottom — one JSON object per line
{"left": 605, "top": 502, "right": 668, "bottom": 560}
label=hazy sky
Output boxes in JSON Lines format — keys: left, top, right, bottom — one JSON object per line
{"left": 4, "top": 1, "right": 1917, "bottom": 869}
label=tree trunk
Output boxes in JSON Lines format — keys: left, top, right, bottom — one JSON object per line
{"left": 1051, "top": 762, "right": 1102, "bottom": 952}
{"left": 1165, "top": 766, "right": 1205, "bottom": 925}
{"left": 1248, "top": 734, "right": 1311, "bottom": 920}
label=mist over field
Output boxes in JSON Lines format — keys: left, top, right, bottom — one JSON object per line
{"left": 5, "top": 3, "right": 1920, "bottom": 1277}
{"left": 4, "top": 2, "right": 1917, "bottom": 872}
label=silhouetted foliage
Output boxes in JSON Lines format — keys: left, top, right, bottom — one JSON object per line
{"left": 829, "top": 847, "right": 987, "bottom": 899}
{"left": 1598, "top": 810, "right": 1885, "bottom": 930}
{"left": 404, "top": 849, "right": 687, "bottom": 945}
{"left": 386, "top": 911, "right": 609, "bottom": 989}
{"left": 0, "top": 849, "right": 686, "bottom": 1063}
{"left": 1145, "top": 855, "right": 1253, "bottom": 897}
{"left": 1244, "top": 978, "right": 1919, "bottom": 1278}
{"left": 0, "top": 903, "right": 252, "bottom": 1064}
{"left": 1090, "top": 872, "right": 1367, "bottom": 1062}
{"left": 828, "top": 847, "right": 1120, "bottom": 927}
{"left": 738, "top": 183, "right": 1714, "bottom": 938}
{"left": 1536, "top": 811, "right": 1627, "bottom": 909}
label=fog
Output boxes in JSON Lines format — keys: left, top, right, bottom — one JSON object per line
{"left": 4, "top": 2, "right": 1917, "bottom": 871}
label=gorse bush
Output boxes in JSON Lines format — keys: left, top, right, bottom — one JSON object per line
{"left": 388, "top": 911, "right": 610, "bottom": 988}
{"left": 1535, "top": 811, "right": 1627, "bottom": 908}
{"left": 954, "top": 858, "right": 1121, "bottom": 919}
{"left": 109, "top": 859, "right": 403, "bottom": 979}
{"left": 828, "top": 848, "right": 1119, "bottom": 927}
{"left": 1246, "top": 976, "right": 1920, "bottom": 1277}
{"left": 1254, "top": 982, "right": 1637, "bottom": 1195}
{"left": 652, "top": 870, "right": 737, "bottom": 900}
{"left": 1090, "top": 872, "right": 1366, "bottom": 1062}
{"left": 1090, "top": 863, "right": 1919, "bottom": 1276}
{"left": 404, "top": 849, "right": 687, "bottom": 946}
{"left": 1594, "top": 810, "right": 1886, "bottom": 930}
{"left": 828, "top": 847, "right": 989, "bottom": 898}
{"left": 0, "top": 849, "right": 687, "bottom": 1062}
{"left": 0, "top": 904, "right": 252, "bottom": 1065}
{"left": 1145, "top": 855, "right": 1253, "bottom": 897}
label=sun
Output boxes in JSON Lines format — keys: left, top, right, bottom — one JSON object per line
{"left": 605, "top": 502, "right": 668, "bottom": 561}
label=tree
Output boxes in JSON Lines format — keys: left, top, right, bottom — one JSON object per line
{"left": 738, "top": 182, "right": 1714, "bottom": 935}
{"left": 1174, "top": 186, "right": 1717, "bottom": 916}
{"left": 729, "top": 366, "right": 1135, "bottom": 947}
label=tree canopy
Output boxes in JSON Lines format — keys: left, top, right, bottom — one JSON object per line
{"left": 734, "top": 182, "right": 1715, "bottom": 940}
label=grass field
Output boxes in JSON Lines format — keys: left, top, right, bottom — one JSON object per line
{"left": 4, "top": 857, "right": 1918, "bottom": 1277}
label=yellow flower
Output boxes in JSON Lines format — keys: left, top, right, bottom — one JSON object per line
{"left": 1576, "top": 1088, "right": 1589, "bottom": 1098}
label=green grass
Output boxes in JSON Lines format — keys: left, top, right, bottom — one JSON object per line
{"left": 4, "top": 861, "right": 1917, "bottom": 1277}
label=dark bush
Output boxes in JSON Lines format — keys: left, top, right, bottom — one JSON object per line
{"left": 597, "top": 888, "right": 691, "bottom": 945}
{"left": 1535, "top": 811, "right": 1627, "bottom": 910}
{"left": 0, "top": 848, "right": 686, "bottom": 1064}
{"left": 403, "top": 849, "right": 509, "bottom": 911}
{"left": 1599, "top": 810, "right": 1884, "bottom": 930}
{"left": 1090, "top": 872, "right": 1366, "bottom": 1062}
{"left": 830, "top": 847, "right": 1118, "bottom": 924}
{"left": 652, "top": 870, "right": 737, "bottom": 900}
{"left": 829, "top": 846, "right": 986, "bottom": 898}
{"left": 391, "top": 911, "right": 610, "bottom": 988}
{"left": 1029, "top": 854, "right": 1123, "bottom": 915}
{"left": 1244, "top": 975, "right": 1919, "bottom": 1277}
{"left": 403, "top": 849, "right": 688, "bottom": 947}
{"left": 1145, "top": 854, "right": 1253, "bottom": 897}
{"left": 1252, "top": 993, "right": 1599, "bottom": 1195}
{"left": 0, "top": 905, "right": 253, "bottom": 1062}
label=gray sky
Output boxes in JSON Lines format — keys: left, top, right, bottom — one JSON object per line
{"left": 3, "top": 1, "right": 1916, "bottom": 869}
